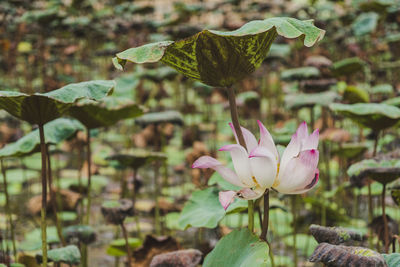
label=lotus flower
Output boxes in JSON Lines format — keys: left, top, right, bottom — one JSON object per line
{"left": 192, "top": 121, "right": 319, "bottom": 210}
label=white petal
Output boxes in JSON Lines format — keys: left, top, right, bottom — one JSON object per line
{"left": 219, "top": 191, "right": 237, "bottom": 210}
{"left": 302, "top": 129, "right": 319, "bottom": 150}
{"left": 237, "top": 186, "right": 266, "bottom": 200}
{"left": 249, "top": 146, "right": 278, "bottom": 188}
{"left": 219, "top": 144, "right": 255, "bottom": 187}
{"left": 257, "top": 120, "right": 279, "bottom": 161}
{"left": 192, "top": 156, "right": 246, "bottom": 187}
{"left": 229, "top": 122, "right": 258, "bottom": 152}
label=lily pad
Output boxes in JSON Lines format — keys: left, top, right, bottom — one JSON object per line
{"left": 285, "top": 91, "right": 340, "bottom": 110}
{"left": 114, "top": 18, "right": 324, "bottom": 87}
{"left": 203, "top": 228, "right": 269, "bottom": 267}
{"left": 36, "top": 245, "right": 81, "bottom": 265}
{"left": 332, "top": 57, "right": 366, "bottom": 76}
{"left": 332, "top": 143, "right": 368, "bottom": 158}
{"left": 348, "top": 158, "right": 400, "bottom": 185}
{"left": 0, "top": 80, "right": 115, "bottom": 125}
{"left": 107, "top": 150, "right": 167, "bottom": 170}
{"left": 68, "top": 96, "right": 143, "bottom": 129}
{"left": 63, "top": 225, "right": 96, "bottom": 244}
{"left": 0, "top": 118, "right": 84, "bottom": 158}
{"left": 383, "top": 253, "right": 400, "bottom": 267}
{"left": 178, "top": 187, "right": 247, "bottom": 230}
{"left": 383, "top": 96, "right": 400, "bottom": 108}
{"left": 281, "top": 67, "right": 320, "bottom": 81}
{"left": 106, "top": 238, "right": 142, "bottom": 257}
{"left": 135, "top": 111, "right": 184, "bottom": 126}
{"left": 330, "top": 103, "right": 400, "bottom": 131}
{"left": 309, "top": 224, "right": 363, "bottom": 245}
{"left": 343, "top": 86, "right": 370, "bottom": 104}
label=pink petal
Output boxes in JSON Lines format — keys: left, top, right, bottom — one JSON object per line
{"left": 257, "top": 120, "right": 279, "bottom": 161}
{"left": 296, "top": 121, "right": 308, "bottom": 140}
{"left": 290, "top": 169, "right": 320, "bottom": 194}
{"left": 192, "top": 156, "right": 245, "bottom": 187}
{"left": 219, "top": 144, "right": 255, "bottom": 187}
{"left": 237, "top": 186, "right": 265, "bottom": 200}
{"left": 219, "top": 191, "right": 237, "bottom": 210}
{"left": 302, "top": 129, "right": 319, "bottom": 151}
{"left": 274, "top": 149, "right": 319, "bottom": 194}
{"left": 228, "top": 122, "right": 258, "bottom": 152}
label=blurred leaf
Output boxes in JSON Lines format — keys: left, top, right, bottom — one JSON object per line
{"left": 135, "top": 111, "right": 183, "bottom": 126}
{"left": 37, "top": 245, "right": 80, "bottom": 265}
{"left": 352, "top": 12, "right": 379, "bottom": 36}
{"left": 383, "top": 253, "right": 400, "bottom": 267}
{"left": 281, "top": 67, "right": 320, "bottom": 81}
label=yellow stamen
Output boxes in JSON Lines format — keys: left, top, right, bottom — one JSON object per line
{"left": 272, "top": 163, "right": 280, "bottom": 187}
{"left": 252, "top": 176, "right": 261, "bottom": 188}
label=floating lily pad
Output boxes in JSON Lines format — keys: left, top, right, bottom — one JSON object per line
{"left": 135, "top": 111, "right": 184, "bottom": 126}
{"left": 285, "top": 91, "right": 340, "bottom": 110}
{"left": 114, "top": 18, "right": 324, "bottom": 87}
{"left": 0, "top": 118, "right": 84, "bottom": 158}
{"left": 106, "top": 238, "right": 142, "bottom": 257}
{"left": 0, "top": 80, "right": 115, "bottom": 125}
{"left": 309, "top": 243, "right": 386, "bottom": 266}
{"left": 178, "top": 187, "right": 247, "bottom": 230}
{"left": 68, "top": 96, "right": 143, "bottom": 129}
{"left": 330, "top": 103, "right": 400, "bottom": 131}
{"left": 332, "top": 57, "right": 366, "bottom": 76}
{"left": 348, "top": 158, "right": 400, "bottom": 185}
{"left": 281, "top": 67, "right": 320, "bottom": 81}
{"left": 203, "top": 228, "right": 269, "bottom": 267}
{"left": 36, "top": 245, "right": 81, "bottom": 265}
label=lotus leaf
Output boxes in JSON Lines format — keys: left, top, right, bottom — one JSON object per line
{"left": 0, "top": 80, "right": 115, "bottom": 125}
{"left": 343, "top": 86, "right": 370, "bottom": 104}
{"left": 384, "top": 96, "right": 400, "bottom": 108}
{"left": 135, "top": 110, "right": 184, "bottom": 126}
{"left": 114, "top": 18, "right": 324, "bottom": 87}
{"left": 68, "top": 96, "right": 143, "bottom": 129}
{"left": 383, "top": 253, "right": 400, "bottom": 267}
{"left": 348, "top": 158, "right": 400, "bottom": 185}
{"left": 0, "top": 118, "right": 83, "bottom": 158}
{"left": 203, "top": 228, "right": 269, "bottom": 267}
{"left": 280, "top": 66, "right": 320, "bottom": 81}
{"left": 285, "top": 91, "right": 340, "bottom": 110}
{"left": 107, "top": 150, "right": 167, "bottom": 170}
{"left": 332, "top": 57, "right": 366, "bottom": 76}
{"left": 36, "top": 245, "right": 81, "bottom": 265}
{"left": 352, "top": 12, "right": 379, "bottom": 36}
{"left": 330, "top": 103, "right": 400, "bottom": 131}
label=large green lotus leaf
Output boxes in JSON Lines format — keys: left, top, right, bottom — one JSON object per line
{"left": 114, "top": 17, "right": 324, "bottom": 87}
{"left": 68, "top": 96, "right": 143, "bottom": 129}
{"left": 203, "top": 228, "right": 269, "bottom": 267}
{"left": 178, "top": 187, "right": 247, "bottom": 230}
{"left": 106, "top": 150, "right": 167, "bottom": 170}
{"left": 0, "top": 80, "right": 115, "bottom": 125}
{"left": 348, "top": 158, "right": 400, "bottom": 185}
{"left": 330, "top": 103, "right": 400, "bottom": 131}
{"left": 135, "top": 110, "right": 184, "bottom": 126}
{"left": 0, "top": 118, "right": 84, "bottom": 158}
{"left": 281, "top": 66, "right": 320, "bottom": 81}
{"left": 383, "top": 253, "right": 400, "bottom": 267}
{"left": 36, "top": 245, "right": 80, "bottom": 265}
{"left": 285, "top": 91, "right": 340, "bottom": 110}
{"left": 352, "top": 12, "right": 379, "bottom": 36}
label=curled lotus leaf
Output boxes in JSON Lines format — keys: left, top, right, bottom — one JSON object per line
{"left": 348, "top": 158, "right": 400, "bottom": 185}
{"left": 343, "top": 86, "right": 370, "bottom": 104}
{"left": 101, "top": 199, "right": 134, "bottom": 225}
{"left": 309, "top": 224, "right": 363, "bottom": 245}
{"left": 330, "top": 103, "right": 400, "bottom": 131}
{"left": 114, "top": 17, "right": 325, "bottom": 87}
{"left": 68, "top": 96, "right": 144, "bottom": 129}
{"left": 0, "top": 80, "right": 115, "bottom": 125}
{"left": 0, "top": 118, "right": 84, "bottom": 159}
{"left": 309, "top": 243, "right": 386, "bottom": 267}
{"left": 135, "top": 110, "right": 184, "bottom": 127}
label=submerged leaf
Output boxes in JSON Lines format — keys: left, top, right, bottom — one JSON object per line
{"left": 114, "top": 18, "right": 324, "bottom": 87}
{"left": 309, "top": 243, "right": 386, "bottom": 266}
{"left": 203, "top": 228, "right": 269, "bottom": 267}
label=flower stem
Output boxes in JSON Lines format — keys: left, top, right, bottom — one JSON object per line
{"left": 226, "top": 86, "right": 254, "bottom": 231}
{"left": 260, "top": 190, "right": 270, "bottom": 241}
{"left": 39, "top": 124, "right": 48, "bottom": 266}
{"left": 1, "top": 159, "right": 16, "bottom": 260}
{"left": 85, "top": 128, "right": 92, "bottom": 225}
{"left": 382, "top": 183, "right": 389, "bottom": 253}
{"left": 120, "top": 222, "right": 133, "bottom": 267}
{"left": 291, "top": 195, "right": 298, "bottom": 267}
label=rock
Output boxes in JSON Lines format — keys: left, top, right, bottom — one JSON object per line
{"left": 150, "top": 249, "right": 203, "bottom": 267}
{"left": 133, "top": 235, "right": 179, "bottom": 267}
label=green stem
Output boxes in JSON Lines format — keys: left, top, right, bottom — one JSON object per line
{"left": 291, "top": 196, "right": 298, "bottom": 267}
{"left": 85, "top": 129, "right": 92, "bottom": 225}
{"left": 382, "top": 183, "right": 389, "bottom": 253}
{"left": 1, "top": 159, "right": 17, "bottom": 260}
{"left": 46, "top": 146, "right": 66, "bottom": 246}
{"left": 38, "top": 124, "right": 48, "bottom": 266}
{"left": 226, "top": 86, "right": 253, "bottom": 231}
{"left": 154, "top": 161, "right": 161, "bottom": 236}
{"left": 120, "top": 222, "right": 133, "bottom": 267}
